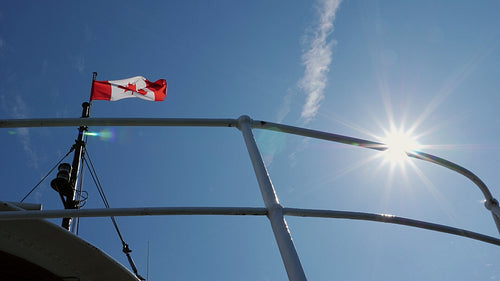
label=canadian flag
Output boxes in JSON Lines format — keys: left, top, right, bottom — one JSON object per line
{"left": 91, "top": 76, "right": 167, "bottom": 101}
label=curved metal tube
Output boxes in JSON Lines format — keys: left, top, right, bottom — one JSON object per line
{"left": 2, "top": 117, "right": 492, "bottom": 203}
{"left": 0, "top": 205, "right": 268, "bottom": 219}
{"left": 0, "top": 116, "right": 498, "bottom": 233}
{"left": 0, "top": 118, "right": 238, "bottom": 129}
{"left": 3, "top": 117, "right": 492, "bottom": 199}
{"left": 407, "top": 151, "right": 494, "bottom": 202}
{"left": 283, "top": 208, "right": 500, "bottom": 246}
{"left": 0, "top": 205, "right": 499, "bottom": 246}
{"left": 251, "top": 120, "right": 498, "bottom": 207}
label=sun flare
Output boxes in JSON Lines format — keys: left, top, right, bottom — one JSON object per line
{"left": 381, "top": 129, "right": 420, "bottom": 165}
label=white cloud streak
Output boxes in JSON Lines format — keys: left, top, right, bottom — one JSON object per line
{"left": 299, "top": 0, "right": 342, "bottom": 123}
{"left": 266, "top": 0, "right": 342, "bottom": 167}
{"left": 276, "top": 89, "right": 293, "bottom": 123}
{"left": 69, "top": 54, "right": 86, "bottom": 73}
{"left": 1, "top": 94, "right": 40, "bottom": 169}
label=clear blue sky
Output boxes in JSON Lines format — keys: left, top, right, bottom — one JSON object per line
{"left": 1, "top": 1, "right": 500, "bottom": 280}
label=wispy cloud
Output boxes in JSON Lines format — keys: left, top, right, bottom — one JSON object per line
{"left": 299, "top": 0, "right": 342, "bottom": 123}
{"left": 276, "top": 89, "right": 293, "bottom": 123}
{"left": 84, "top": 24, "right": 94, "bottom": 43}
{"left": 267, "top": 0, "right": 342, "bottom": 167}
{"left": 0, "top": 94, "right": 40, "bottom": 169}
{"left": 70, "top": 54, "right": 86, "bottom": 73}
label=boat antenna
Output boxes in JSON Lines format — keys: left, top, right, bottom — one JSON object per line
{"left": 50, "top": 72, "right": 96, "bottom": 230}
{"left": 147, "top": 240, "right": 150, "bottom": 281}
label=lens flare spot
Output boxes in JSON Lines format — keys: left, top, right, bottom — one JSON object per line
{"left": 84, "top": 128, "right": 115, "bottom": 142}
{"left": 84, "top": 132, "right": 99, "bottom": 137}
{"left": 98, "top": 128, "right": 114, "bottom": 141}
{"left": 257, "top": 128, "right": 287, "bottom": 164}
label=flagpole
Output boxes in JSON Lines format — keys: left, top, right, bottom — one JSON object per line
{"left": 88, "top": 72, "right": 97, "bottom": 109}
{"left": 60, "top": 73, "right": 95, "bottom": 230}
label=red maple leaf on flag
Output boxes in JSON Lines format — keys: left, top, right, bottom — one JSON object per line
{"left": 119, "top": 83, "right": 148, "bottom": 95}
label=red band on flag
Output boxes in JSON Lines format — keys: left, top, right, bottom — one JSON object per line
{"left": 92, "top": 81, "right": 113, "bottom": 100}
{"left": 145, "top": 79, "right": 167, "bottom": 101}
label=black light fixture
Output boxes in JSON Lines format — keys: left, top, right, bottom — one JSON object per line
{"left": 50, "top": 163, "right": 73, "bottom": 197}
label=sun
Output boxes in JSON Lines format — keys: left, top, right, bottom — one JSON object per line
{"left": 381, "top": 129, "right": 421, "bottom": 166}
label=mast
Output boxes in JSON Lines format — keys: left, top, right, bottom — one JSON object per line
{"left": 51, "top": 73, "right": 96, "bottom": 230}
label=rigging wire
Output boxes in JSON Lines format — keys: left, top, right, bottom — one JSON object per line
{"left": 75, "top": 133, "right": 89, "bottom": 235}
{"left": 17, "top": 137, "right": 145, "bottom": 280}
{"left": 74, "top": 159, "right": 83, "bottom": 235}
{"left": 20, "top": 147, "right": 75, "bottom": 203}
{"left": 83, "top": 147, "right": 145, "bottom": 281}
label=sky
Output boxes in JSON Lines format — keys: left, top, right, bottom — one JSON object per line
{"left": 1, "top": 0, "right": 500, "bottom": 280}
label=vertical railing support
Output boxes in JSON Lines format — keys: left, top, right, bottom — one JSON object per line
{"left": 237, "top": 115, "right": 307, "bottom": 281}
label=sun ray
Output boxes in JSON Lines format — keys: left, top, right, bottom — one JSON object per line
{"left": 292, "top": 146, "right": 383, "bottom": 200}
{"left": 408, "top": 41, "right": 495, "bottom": 136}
{"left": 318, "top": 152, "right": 382, "bottom": 185}
{"left": 406, "top": 159, "right": 459, "bottom": 223}
{"left": 318, "top": 110, "right": 384, "bottom": 141}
